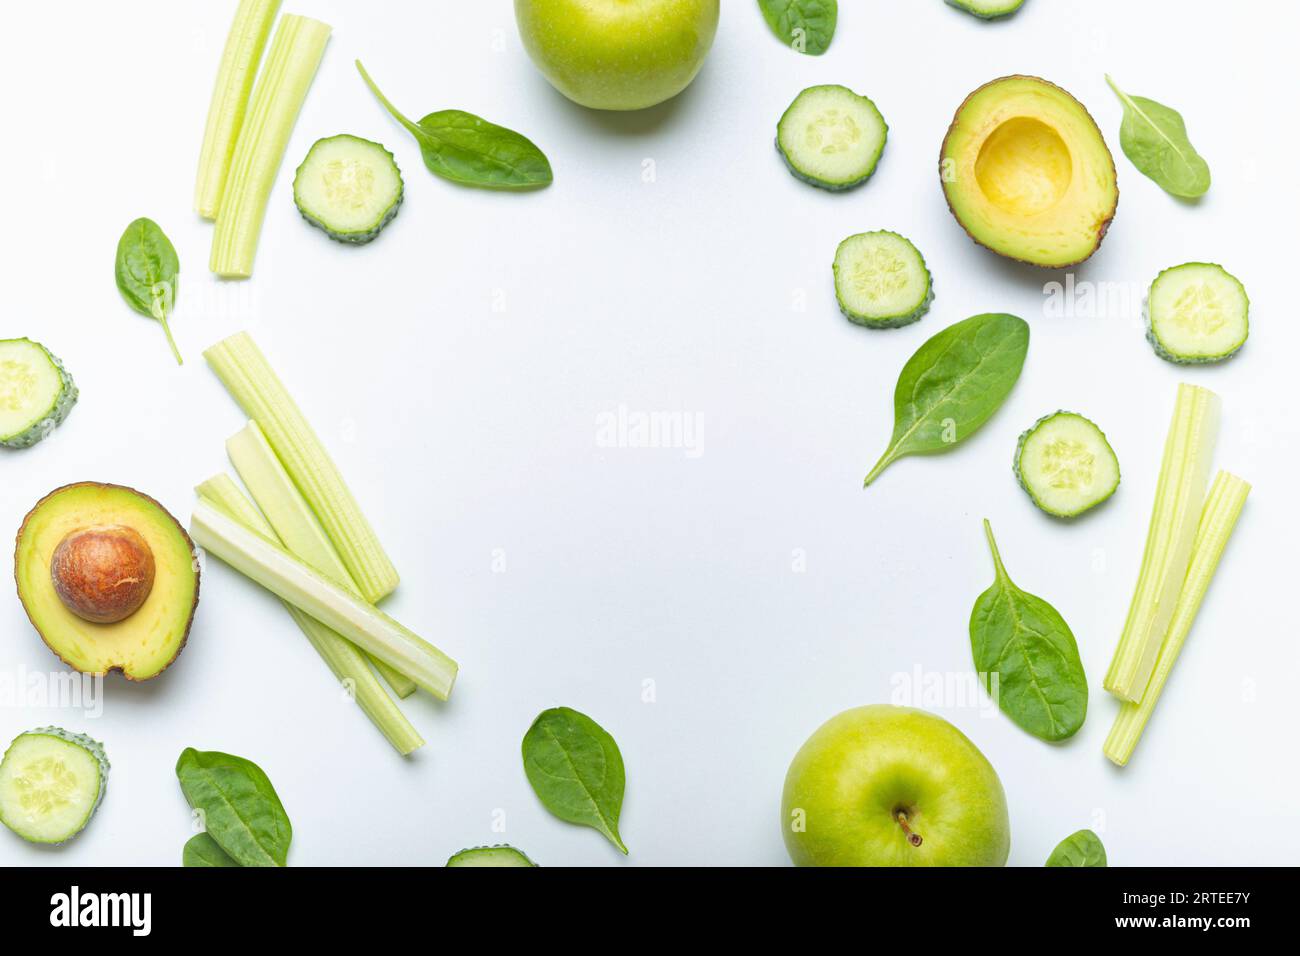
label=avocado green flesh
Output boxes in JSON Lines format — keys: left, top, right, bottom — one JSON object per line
{"left": 941, "top": 76, "right": 1117, "bottom": 268}
{"left": 0, "top": 339, "right": 77, "bottom": 449}
{"left": 0, "top": 728, "right": 108, "bottom": 844}
{"left": 1015, "top": 412, "right": 1120, "bottom": 517}
{"left": 15, "top": 484, "right": 199, "bottom": 680}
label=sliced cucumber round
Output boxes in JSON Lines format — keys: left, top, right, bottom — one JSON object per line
{"left": 946, "top": 0, "right": 1027, "bottom": 18}
{"left": 0, "top": 338, "right": 77, "bottom": 449}
{"left": 833, "top": 231, "right": 934, "bottom": 329}
{"left": 0, "top": 727, "right": 108, "bottom": 845}
{"left": 446, "top": 845, "right": 537, "bottom": 867}
{"left": 1145, "top": 262, "right": 1248, "bottom": 364}
{"left": 293, "top": 134, "right": 404, "bottom": 244}
{"left": 1015, "top": 412, "right": 1120, "bottom": 518}
{"left": 776, "top": 85, "right": 888, "bottom": 191}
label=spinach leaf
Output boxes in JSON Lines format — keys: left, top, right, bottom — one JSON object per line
{"left": 356, "top": 61, "right": 552, "bottom": 189}
{"left": 757, "top": 0, "right": 837, "bottom": 55}
{"left": 182, "top": 832, "right": 241, "bottom": 868}
{"left": 1046, "top": 829, "right": 1107, "bottom": 866}
{"left": 115, "top": 218, "right": 182, "bottom": 364}
{"left": 522, "top": 707, "right": 628, "bottom": 853}
{"left": 1105, "top": 75, "right": 1211, "bottom": 199}
{"left": 175, "top": 748, "right": 292, "bottom": 867}
{"left": 970, "top": 520, "right": 1088, "bottom": 742}
{"left": 864, "top": 313, "right": 1029, "bottom": 486}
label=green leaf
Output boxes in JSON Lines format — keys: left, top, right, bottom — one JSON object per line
{"left": 114, "top": 217, "right": 182, "bottom": 364}
{"left": 522, "top": 707, "right": 628, "bottom": 853}
{"left": 970, "top": 521, "right": 1088, "bottom": 742}
{"left": 356, "top": 61, "right": 552, "bottom": 189}
{"left": 1105, "top": 75, "right": 1211, "bottom": 199}
{"left": 1046, "top": 829, "right": 1108, "bottom": 866}
{"left": 864, "top": 313, "right": 1029, "bottom": 485}
{"left": 182, "top": 832, "right": 241, "bottom": 867}
{"left": 175, "top": 748, "right": 292, "bottom": 867}
{"left": 757, "top": 0, "right": 837, "bottom": 55}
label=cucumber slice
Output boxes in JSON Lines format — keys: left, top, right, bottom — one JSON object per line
{"left": 293, "top": 134, "right": 403, "bottom": 244}
{"left": 833, "top": 231, "right": 934, "bottom": 329}
{"left": 1015, "top": 412, "right": 1120, "bottom": 518}
{"left": 946, "top": 0, "right": 1027, "bottom": 18}
{"left": 0, "top": 338, "right": 78, "bottom": 449}
{"left": 0, "top": 727, "right": 108, "bottom": 845}
{"left": 446, "top": 845, "right": 537, "bottom": 867}
{"left": 776, "top": 85, "right": 888, "bottom": 191}
{"left": 1145, "top": 262, "right": 1248, "bottom": 364}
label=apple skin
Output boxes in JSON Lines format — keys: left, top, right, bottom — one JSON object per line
{"left": 782, "top": 705, "right": 1010, "bottom": 867}
{"left": 514, "top": 0, "right": 720, "bottom": 111}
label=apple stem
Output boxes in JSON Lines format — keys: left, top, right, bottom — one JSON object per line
{"left": 896, "top": 811, "right": 923, "bottom": 848}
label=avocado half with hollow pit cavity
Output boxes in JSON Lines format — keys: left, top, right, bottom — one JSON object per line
{"left": 941, "top": 76, "right": 1118, "bottom": 268}
{"left": 15, "top": 483, "right": 199, "bottom": 680}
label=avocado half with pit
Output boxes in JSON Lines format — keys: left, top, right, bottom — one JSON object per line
{"left": 15, "top": 483, "right": 199, "bottom": 680}
{"left": 941, "top": 76, "right": 1118, "bottom": 268}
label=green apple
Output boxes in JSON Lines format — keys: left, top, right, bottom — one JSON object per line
{"left": 782, "top": 705, "right": 1010, "bottom": 866}
{"left": 514, "top": 0, "right": 720, "bottom": 111}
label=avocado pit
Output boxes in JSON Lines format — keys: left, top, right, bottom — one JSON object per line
{"left": 50, "top": 525, "right": 156, "bottom": 624}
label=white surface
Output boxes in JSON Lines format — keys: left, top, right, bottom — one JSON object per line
{"left": 1, "top": 0, "right": 1295, "bottom": 867}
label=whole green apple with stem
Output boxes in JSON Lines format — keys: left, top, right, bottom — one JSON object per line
{"left": 782, "top": 705, "right": 1011, "bottom": 866}
{"left": 514, "top": 0, "right": 720, "bottom": 111}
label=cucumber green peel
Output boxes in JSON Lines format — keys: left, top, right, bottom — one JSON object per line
{"left": 1105, "top": 472, "right": 1250, "bottom": 766}
{"left": 0, "top": 728, "right": 108, "bottom": 845}
{"left": 446, "top": 845, "right": 538, "bottom": 867}
{"left": 1014, "top": 411, "right": 1120, "bottom": 518}
{"left": 0, "top": 338, "right": 78, "bottom": 449}
{"left": 1146, "top": 262, "right": 1249, "bottom": 364}
{"left": 196, "top": 475, "right": 423, "bottom": 754}
{"left": 945, "top": 0, "right": 1027, "bottom": 19}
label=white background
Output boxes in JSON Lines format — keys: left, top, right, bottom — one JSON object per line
{"left": 2, "top": 0, "right": 1295, "bottom": 867}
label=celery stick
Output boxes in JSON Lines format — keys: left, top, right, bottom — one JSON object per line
{"left": 204, "top": 332, "right": 400, "bottom": 604}
{"left": 210, "top": 14, "right": 331, "bottom": 277}
{"left": 227, "top": 421, "right": 417, "bottom": 699}
{"left": 196, "top": 476, "right": 423, "bottom": 755}
{"left": 194, "top": 0, "right": 282, "bottom": 219}
{"left": 1104, "top": 384, "right": 1219, "bottom": 701}
{"left": 1105, "top": 472, "right": 1250, "bottom": 766}
{"left": 190, "top": 498, "right": 457, "bottom": 699}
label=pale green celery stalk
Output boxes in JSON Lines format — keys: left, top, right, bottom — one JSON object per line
{"left": 205, "top": 331, "right": 400, "bottom": 604}
{"left": 196, "top": 476, "right": 423, "bottom": 755}
{"left": 191, "top": 498, "right": 457, "bottom": 700}
{"left": 210, "top": 14, "right": 330, "bottom": 277}
{"left": 194, "top": 0, "right": 282, "bottom": 219}
{"left": 1104, "top": 384, "right": 1219, "bottom": 701}
{"left": 1105, "top": 472, "right": 1250, "bottom": 766}
{"left": 227, "top": 421, "right": 417, "bottom": 699}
